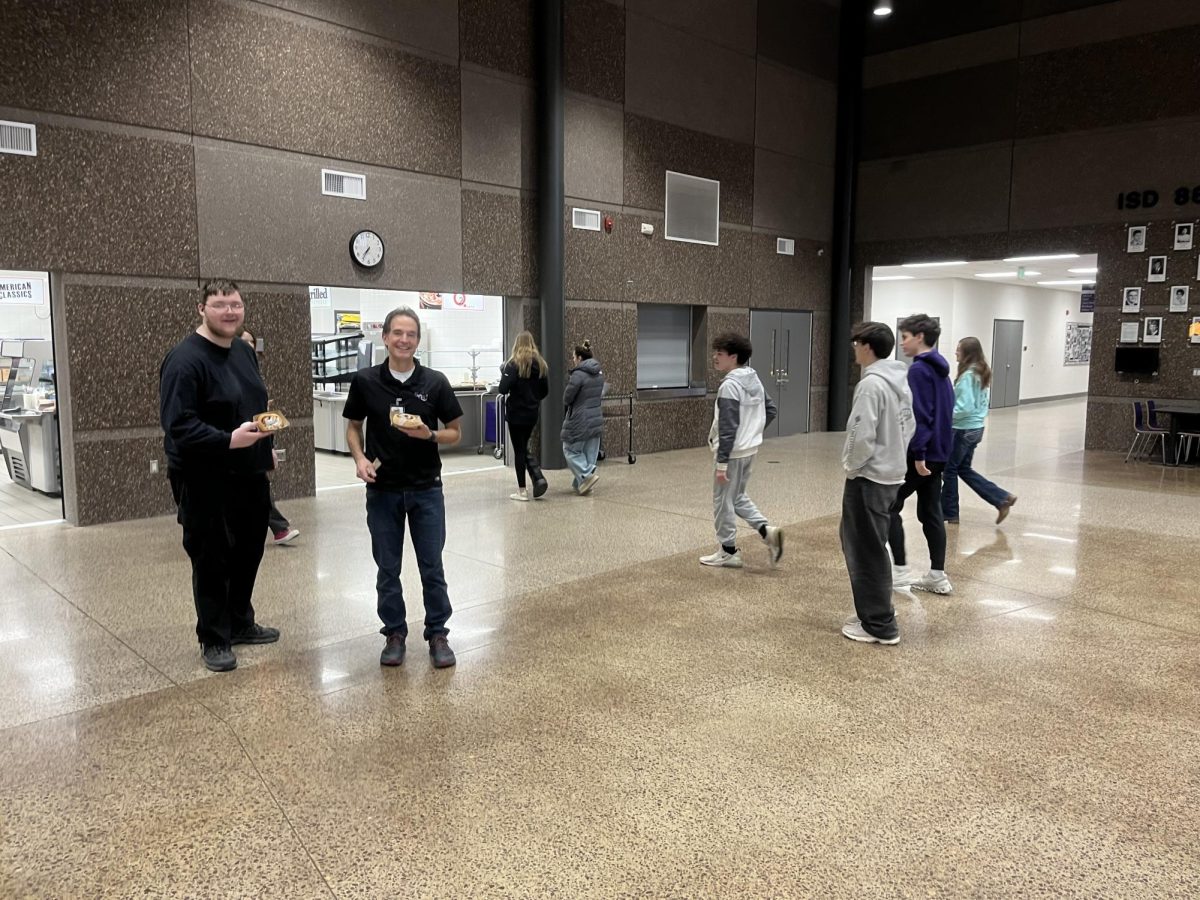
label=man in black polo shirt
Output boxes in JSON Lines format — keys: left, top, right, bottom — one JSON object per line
{"left": 159, "top": 280, "right": 281, "bottom": 673}
{"left": 344, "top": 306, "right": 464, "bottom": 668}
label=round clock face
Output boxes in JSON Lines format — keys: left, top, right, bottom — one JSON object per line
{"left": 350, "top": 230, "right": 384, "bottom": 267}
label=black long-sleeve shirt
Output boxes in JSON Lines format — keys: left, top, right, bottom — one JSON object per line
{"left": 497, "top": 359, "right": 549, "bottom": 426}
{"left": 159, "top": 332, "right": 272, "bottom": 475}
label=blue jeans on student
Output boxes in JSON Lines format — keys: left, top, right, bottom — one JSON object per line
{"left": 562, "top": 436, "right": 601, "bottom": 490}
{"left": 941, "top": 428, "right": 1010, "bottom": 519}
{"left": 365, "top": 486, "right": 451, "bottom": 641}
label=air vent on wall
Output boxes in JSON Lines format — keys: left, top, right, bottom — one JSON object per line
{"left": 0, "top": 120, "right": 37, "bottom": 156}
{"left": 572, "top": 208, "right": 601, "bottom": 231}
{"left": 665, "top": 171, "right": 719, "bottom": 245}
{"left": 321, "top": 168, "right": 366, "bottom": 200}
{"left": 777, "top": 238, "right": 795, "bottom": 256}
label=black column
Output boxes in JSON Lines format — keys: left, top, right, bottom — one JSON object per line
{"left": 828, "top": 0, "right": 865, "bottom": 430}
{"left": 536, "top": 0, "right": 566, "bottom": 468}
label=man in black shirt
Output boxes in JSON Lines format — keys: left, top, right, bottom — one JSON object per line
{"left": 344, "top": 306, "right": 464, "bottom": 668}
{"left": 159, "top": 280, "right": 281, "bottom": 673}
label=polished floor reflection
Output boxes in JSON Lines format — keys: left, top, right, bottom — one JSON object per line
{"left": 2, "top": 399, "right": 1198, "bottom": 897}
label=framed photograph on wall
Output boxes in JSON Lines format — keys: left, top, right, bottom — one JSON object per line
{"left": 1148, "top": 256, "right": 1167, "bottom": 282}
{"left": 1191, "top": 317, "right": 1200, "bottom": 345}
{"left": 1175, "top": 222, "right": 1195, "bottom": 251}
{"left": 1122, "top": 287, "right": 1142, "bottom": 312}
{"left": 1143, "top": 316, "right": 1163, "bottom": 343}
{"left": 1120, "top": 321, "right": 1140, "bottom": 343}
{"left": 1127, "top": 225, "right": 1147, "bottom": 253}
{"left": 1169, "top": 285, "right": 1190, "bottom": 312}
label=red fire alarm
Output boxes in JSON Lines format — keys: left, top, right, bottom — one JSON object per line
{"left": 603, "top": 215, "right": 614, "bottom": 233}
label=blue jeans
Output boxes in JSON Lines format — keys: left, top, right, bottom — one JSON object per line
{"left": 941, "top": 428, "right": 1010, "bottom": 518}
{"left": 365, "top": 486, "right": 451, "bottom": 641}
{"left": 562, "top": 436, "right": 601, "bottom": 490}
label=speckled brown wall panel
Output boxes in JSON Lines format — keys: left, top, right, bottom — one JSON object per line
{"left": 1017, "top": 25, "right": 1200, "bottom": 139}
{"left": 856, "top": 145, "right": 1014, "bottom": 243}
{"left": 240, "top": 290, "right": 316, "bottom": 422}
{"left": 865, "top": 0, "right": 1020, "bottom": 56}
{"left": 564, "top": 302, "right": 636, "bottom": 395}
{"left": 189, "top": 0, "right": 460, "bottom": 177}
{"left": 266, "top": 422, "right": 317, "bottom": 501}
{"left": 750, "top": 234, "right": 832, "bottom": 310}
{"left": 461, "top": 68, "right": 535, "bottom": 190}
{"left": 756, "top": 0, "right": 839, "bottom": 82}
{"left": 261, "top": 0, "right": 460, "bottom": 57}
{"left": 462, "top": 190, "right": 538, "bottom": 296}
{"left": 625, "top": 9, "right": 756, "bottom": 144}
{"left": 1084, "top": 398, "right": 1134, "bottom": 453}
{"left": 565, "top": 96, "right": 624, "bottom": 205}
{"left": 623, "top": 114, "right": 754, "bottom": 226}
{"left": 1023, "top": 0, "right": 1117, "bottom": 16}
{"left": 705, "top": 309, "right": 750, "bottom": 391}
{"left": 460, "top": 0, "right": 534, "bottom": 78}
{"left": 634, "top": 397, "right": 712, "bottom": 453}
{"left": 753, "top": 148, "right": 835, "bottom": 241}
{"left": 811, "top": 311, "right": 831, "bottom": 390}
{"left": 755, "top": 60, "right": 837, "bottom": 167}
{"left": 861, "top": 61, "right": 1019, "bottom": 160}
{"left": 565, "top": 0, "right": 624, "bottom": 103}
{"left": 810, "top": 387, "right": 829, "bottom": 433}
{"left": 0, "top": 124, "right": 197, "bottom": 277}
{"left": 0, "top": 0, "right": 190, "bottom": 131}
{"left": 564, "top": 206, "right": 625, "bottom": 302}
{"left": 72, "top": 436, "right": 177, "bottom": 526}
{"left": 627, "top": 0, "right": 756, "bottom": 56}
{"left": 195, "top": 143, "right": 463, "bottom": 290}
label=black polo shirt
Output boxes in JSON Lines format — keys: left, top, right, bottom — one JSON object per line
{"left": 342, "top": 360, "right": 464, "bottom": 492}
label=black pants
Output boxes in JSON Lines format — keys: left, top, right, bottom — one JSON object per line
{"left": 170, "top": 470, "right": 270, "bottom": 647}
{"left": 508, "top": 421, "right": 538, "bottom": 489}
{"left": 841, "top": 478, "right": 901, "bottom": 640}
{"left": 887, "top": 459, "right": 947, "bottom": 570}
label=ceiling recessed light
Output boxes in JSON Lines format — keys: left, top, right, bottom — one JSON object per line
{"left": 974, "top": 271, "right": 1040, "bottom": 278}
{"left": 1067, "top": 267, "right": 1098, "bottom": 275}
{"left": 1037, "top": 279, "right": 1093, "bottom": 286}
{"left": 1002, "top": 253, "right": 1079, "bottom": 262}
{"left": 872, "top": 275, "right": 914, "bottom": 281}
{"left": 900, "top": 261, "right": 968, "bottom": 268}
{"left": 873, "top": 2, "right": 893, "bottom": 16}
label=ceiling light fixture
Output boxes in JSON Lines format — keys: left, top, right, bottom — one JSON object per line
{"left": 974, "top": 271, "right": 1040, "bottom": 278}
{"left": 900, "top": 261, "right": 968, "bottom": 268}
{"left": 1002, "top": 253, "right": 1079, "bottom": 262}
{"left": 872, "top": 275, "right": 914, "bottom": 281}
{"left": 1037, "top": 279, "right": 1093, "bottom": 286}
{"left": 1067, "top": 267, "right": 1099, "bottom": 275}
{"left": 873, "top": 2, "right": 893, "bottom": 16}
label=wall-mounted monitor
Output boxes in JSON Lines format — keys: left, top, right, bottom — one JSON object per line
{"left": 1114, "top": 346, "right": 1160, "bottom": 375}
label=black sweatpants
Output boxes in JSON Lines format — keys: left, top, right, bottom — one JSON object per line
{"left": 508, "top": 421, "right": 536, "bottom": 489}
{"left": 887, "top": 458, "right": 947, "bottom": 570}
{"left": 841, "top": 477, "right": 901, "bottom": 640}
{"left": 169, "top": 470, "right": 270, "bottom": 647}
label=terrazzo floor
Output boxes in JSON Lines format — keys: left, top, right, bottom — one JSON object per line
{"left": 2, "top": 399, "right": 1198, "bottom": 898}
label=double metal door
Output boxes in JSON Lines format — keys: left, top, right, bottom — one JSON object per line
{"left": 991, "top": 319, "right": 1024, "bottom": 409}
{"left": 749, "top": 310, "right": 812, "bottom": 438}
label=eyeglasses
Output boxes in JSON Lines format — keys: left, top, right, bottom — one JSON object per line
{"left": 206, "top": 302, "right": 244, "bottom": 311}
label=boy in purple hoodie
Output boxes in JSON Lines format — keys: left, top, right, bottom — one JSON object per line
{"left": 889, "top": 313, "right": 955, "bottom": 594}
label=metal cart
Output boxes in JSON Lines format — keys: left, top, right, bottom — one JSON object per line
{"left": 485, "top": 393, "right": 507, "bottom": 460}
{"left": 598, "top": 392, "right": 637, "bottom": 464}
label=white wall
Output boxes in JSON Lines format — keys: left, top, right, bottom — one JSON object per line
{"left": 0, "top": 270, "right": 53, "bottom": 342}
{"left": 869, "top": 277, "right": 1093, "bottom": 400}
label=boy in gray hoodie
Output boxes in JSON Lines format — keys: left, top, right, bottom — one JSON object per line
{"left": 701, "top": 333, "right": 784, "bottom": 569}
{"left": 840, "top": 322, "right": 915, "bottom": 644}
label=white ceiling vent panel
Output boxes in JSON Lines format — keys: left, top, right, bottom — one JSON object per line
{"left": 0, "top": 120, "right": 37, "bottom": 156}
{"left": 572, "top": 208, "right": 602, "bottom": 231}
{"left": 321, "top": 168, "right": 366, "bottom": 200}
{"left": 777, "top": 238, "right": 795, "bottom": 256}
{"left": 665, "top": 171, "right": 719, "bottom": 246}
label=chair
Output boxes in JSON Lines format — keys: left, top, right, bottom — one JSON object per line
{"left": 1124, "top": 402, "right": 1166, "bottom": 464}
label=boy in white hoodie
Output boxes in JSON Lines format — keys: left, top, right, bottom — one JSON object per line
{"left": 840, "top": 322, "right": 915, "bottom": 644}
{"left": 701, "top": 333, "right": 784, "bottom": 569}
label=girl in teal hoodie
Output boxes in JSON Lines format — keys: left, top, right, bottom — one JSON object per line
{"left": 942, "top": 337, "right": 1018, "bottom": 524}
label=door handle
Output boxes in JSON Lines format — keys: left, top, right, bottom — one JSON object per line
{"left": 770, "top": 329, "right": 778, "bottom": 377}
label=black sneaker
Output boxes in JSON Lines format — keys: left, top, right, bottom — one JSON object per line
{"left": 380, "top": 633, "right": 406, "bottom": 666}
{"left": 429, "top": 635, "right": 456, "bottom": 668}
{"left": 231, "top": 623, "right": 280, "bottom": 645}
{"left": 532, "top": 477, "right": 548, "bottom": 499}
{"left": 202, "top": 644, "right": 237, "bottom": 672}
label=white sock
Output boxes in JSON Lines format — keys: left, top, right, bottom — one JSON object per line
{"left": 930, "top": 569, "right": 945, "bottom": 578}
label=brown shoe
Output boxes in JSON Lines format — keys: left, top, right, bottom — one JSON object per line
{"left": 996, "top": 495, "right": 1017, "bottom": 524}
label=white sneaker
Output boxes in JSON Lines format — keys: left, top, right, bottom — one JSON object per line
{"left": 841, "top": 620, "right": 900, "bottom": 645}
{"left": 913, "top": 572, "right": 953, "bottom": 594}
{"left": 892, "top": 565, "right": 917, "bottom": 588}
{"left": 763, "top": 526, "right": 784, "bottom": 568}
{"left": 699, "top": 549, "right": 743, "bottom": 569}
{"left": 509, "top": 489, "right": 530, "bottom": 502}
{"left": 579, "top": 471, "right": 600, "bottom": 495}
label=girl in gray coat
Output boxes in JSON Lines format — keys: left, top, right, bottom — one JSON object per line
{"left": 561, "top": 340, "right": 606, "bottom": 494}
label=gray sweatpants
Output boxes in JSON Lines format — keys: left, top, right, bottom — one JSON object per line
{"left": 713, "top": 455, "right": 768, "bottom": 547}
